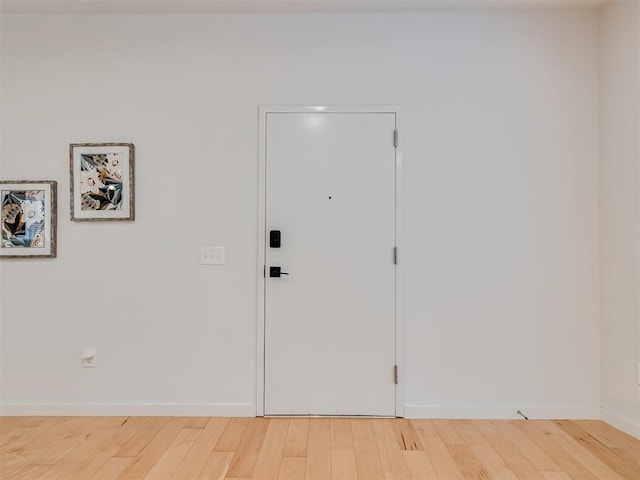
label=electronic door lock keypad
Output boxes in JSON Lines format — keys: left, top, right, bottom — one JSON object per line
{"left": 270, "top": 230, "right": 281, "bottom": 248}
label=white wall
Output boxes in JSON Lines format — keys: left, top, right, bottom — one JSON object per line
{"left": 0, "top": 11, "right": 600, "bottom": 417}
{"left": 600, "top": 0, "right": 640, "bottom": 438}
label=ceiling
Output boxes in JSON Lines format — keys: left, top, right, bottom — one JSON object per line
{"left": 0, "top": 0, "right": 610, "bottom": 15}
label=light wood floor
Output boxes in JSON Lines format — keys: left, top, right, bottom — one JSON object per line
{"left": 0, "top": 417, "right": 638, "bottom": 479}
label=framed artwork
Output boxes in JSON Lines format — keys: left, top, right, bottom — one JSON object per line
{"left": 70, "top": 143, "right": 135, "bottom": 221}
{"left": 0, "top": 180, "right": 57, "bottom": 258}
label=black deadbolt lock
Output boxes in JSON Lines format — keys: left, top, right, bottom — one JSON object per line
{"left": 270, "top": 230, "right": 281, "bottom": 248}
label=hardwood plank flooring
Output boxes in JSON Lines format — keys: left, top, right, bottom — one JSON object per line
{"left": 279, "top": 456, "right": 307, "bottom": 479}
{"left": 351, "top": 419, "right": 384, "bottom": 480}
{"left": 172, "top": 418, "right": 228, "bottom": 480}
{"left": 283, "top": 419, "right": 309, "bottom": 458}
{"left": 0, "top": 417, "right": 637, "bottom": 479}
{"left": 226, "top": 417, "right": 269, "bottom": 477}
{"left": 413, "top": 420, "right": 466, "bottom": 480}
{"left": 305, "top": 419, "right": 331, "bottom": 480}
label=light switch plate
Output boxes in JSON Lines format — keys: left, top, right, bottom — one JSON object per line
{"left": 81, "top": 348, "right": 96, "bottom": 368}
{"left": 200, "top": 247, "right": 225, "bottom": 265}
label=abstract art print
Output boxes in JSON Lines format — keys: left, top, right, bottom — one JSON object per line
{"left": 0, "top": 180, "right": 57, "bottom": 258}
{"left": 70, "top": 143, "right": 135, "bottom": 221}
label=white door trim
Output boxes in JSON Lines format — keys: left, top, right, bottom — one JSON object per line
{"left": 256, "top": 105, "right": 404, "bottom": 417}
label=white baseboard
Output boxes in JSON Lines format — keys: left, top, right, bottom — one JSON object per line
{"left": 601, "top": 408, "right": 640, "bottom": 439}
{"left": 0, "top": 403, "right": 256, "bottom": 417}
{"left": 404, "top": 405, "right": 601, "bottom": 420}
{"left": 1, "top": 403, "right": 609, "bottom": 423}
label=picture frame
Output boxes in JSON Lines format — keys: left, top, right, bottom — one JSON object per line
{"left": 0, "top": 180, "right": 57, "bottom": 258}
{"left": 70, "top": 143, "right": 135, "bottom": 221}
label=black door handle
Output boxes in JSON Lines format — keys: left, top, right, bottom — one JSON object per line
{"left": 269, "top": 266, "right": 289, "bottom": 278}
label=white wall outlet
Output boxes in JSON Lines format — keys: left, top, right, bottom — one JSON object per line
{"left": 200, "top": 246, "right": 225, "bottom": 265}
{"left": 81, "top": 348, "right": 96, "bottom": 368}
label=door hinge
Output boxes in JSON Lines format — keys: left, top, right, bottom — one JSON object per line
{"left": 394, "top": 246, "right": 398, "bottom": 265}
{"left": 394, "top": 365, "right": 398, "bottom": 384}
{"left": 263, "top": 265, "right": 266, "bottom": 278}
{"left": 394, "top": 129, "right": 399, "bottom": 148}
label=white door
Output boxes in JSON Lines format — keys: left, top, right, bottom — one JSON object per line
{"left": 263, "top": 110, "right": 397, "bottom": 416}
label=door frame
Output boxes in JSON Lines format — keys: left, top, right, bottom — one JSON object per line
{"left": 256, "top": 105, "right": 404, "bottom": 417}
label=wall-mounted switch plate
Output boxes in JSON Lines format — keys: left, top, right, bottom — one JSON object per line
{"left": 200, "top": 247, "right": 225, "bottom": 265}
{"left": 81, "top": 348, "right": 96, "bottom": 368}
